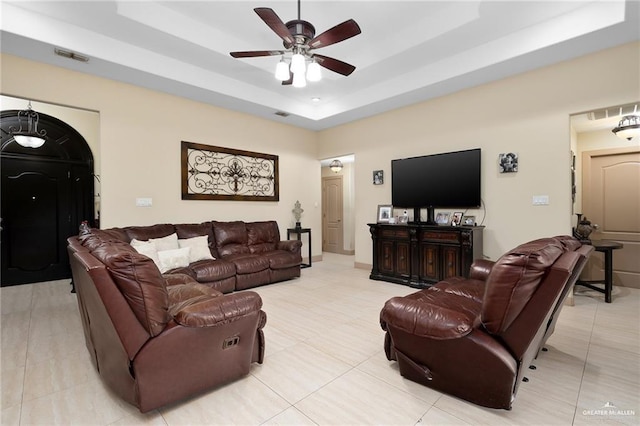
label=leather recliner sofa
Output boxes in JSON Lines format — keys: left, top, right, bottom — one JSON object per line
{"left": 71, "top": 220, "right": 302, "bottom": 293}
{"left": 380, "top": 235, "right": 593, "bottom": 410}
{"left": 68, "top": 232, "right": 267, "bottom": 412}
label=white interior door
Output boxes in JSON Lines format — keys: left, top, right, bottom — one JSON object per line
{"left": 582, "top": 147, "right": 640, "bottom": 288}
{"left": 322, "top": 175, "right": 344, "bottom": 253}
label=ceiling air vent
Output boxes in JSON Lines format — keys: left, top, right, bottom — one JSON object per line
{"left": 587, "top": 103, "right": 638, "bottom": 121}
{"left": 275, "top": 111, "right": 290, "bottom": 117}
{"left": 54, "top": 48, "right": 90, "bottom": 63}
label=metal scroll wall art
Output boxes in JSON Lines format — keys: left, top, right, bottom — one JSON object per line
{"left": 181, "top": 141, "right": 279, "bottom": 201}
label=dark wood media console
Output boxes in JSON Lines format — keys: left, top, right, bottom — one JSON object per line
{"left": 368, "top": 223, "right": 484, "bottom": 288}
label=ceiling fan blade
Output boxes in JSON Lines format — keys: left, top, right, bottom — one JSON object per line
{"left": 230, "top": 50, "right": 285, "bottom": 58}
{"left": 308, "top": 19, "right": 361, "bottom": 49}
{"left": 313, "top": 54, "right": 356, "bottom": 76}
{"left": 254, "top": 8, "right": 295, "bottom": 46}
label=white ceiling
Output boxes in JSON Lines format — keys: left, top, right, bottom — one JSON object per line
{"left": 1, "top": 1, "right": 639, "bottom": 131}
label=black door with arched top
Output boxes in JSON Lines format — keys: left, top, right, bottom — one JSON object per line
{"left": 1, "top": 109, "right": 94, "bottom": 286}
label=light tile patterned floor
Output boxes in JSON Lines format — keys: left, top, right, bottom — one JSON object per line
{"left": 1, "top": 252, "right": 638, "bottom": 425}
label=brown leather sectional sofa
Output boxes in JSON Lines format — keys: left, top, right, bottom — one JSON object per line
{"left": 67, "top": 220, "right": 302, "bottom": 412}
{"left": 380, "top": 235, "right": 593, "bottom": 410}
{"left": 75, "top": 220, "right": 303, "bottom": 293}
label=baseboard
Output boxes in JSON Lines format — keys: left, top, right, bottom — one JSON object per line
{"left": 355, "top": 262, "right": 371, "bottom": 270}
{"left": 323, "top": 249, "right": 355, "bottom": 256}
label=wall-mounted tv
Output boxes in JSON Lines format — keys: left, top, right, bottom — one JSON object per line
{"left": 391, "top": 148, "right": 481, "bottom": 224}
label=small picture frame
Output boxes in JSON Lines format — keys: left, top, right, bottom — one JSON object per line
{"left": 499, "top": 152, "right": 518, "bottom": 173}
{"left": 435, "top": 212, "right": 450, "bottom": 225}
{"left": 373, "top": 170, "right": 384, "bottom": 185}
{"left": 377, "top": 204, "right": 393, "bottom": 223}
{"left": 451, "top": 212, "right": 464, "bottom": 226}
{"left": 462, "top": 215, "right": 476, "bottom": 226}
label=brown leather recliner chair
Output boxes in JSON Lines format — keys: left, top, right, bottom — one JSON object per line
{"left": 380, "top": 236, "right": 593, "bottom": 409}
{"left": 68, "top": 234, "right": 266, "bottom": 412}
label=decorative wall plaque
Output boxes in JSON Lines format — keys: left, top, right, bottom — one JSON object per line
{"left": 181, "top": 141, "right": 279, "bottom": 201}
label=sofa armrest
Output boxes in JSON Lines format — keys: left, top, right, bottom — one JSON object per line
{"left": 277, "top": 239, "right": 302, "bottom": 254}
{"left": 173, "top": 291, "right": 264, "bottom": 328}
{"left": 469, "top": 259, "right": 495, "bottom": 281}
{"left": 380, "top": 296, "right": 477, "bottom": 340}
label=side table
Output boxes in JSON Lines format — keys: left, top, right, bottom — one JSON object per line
{"left": 576, "top": 240, "right": 623, "bottom": 303}
{"left": 287, "top": 227, "right": 311, "bottom": 268}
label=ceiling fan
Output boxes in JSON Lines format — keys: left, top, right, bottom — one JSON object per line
{"left": 230, "top": 0, "right": 361, "bottom": 87}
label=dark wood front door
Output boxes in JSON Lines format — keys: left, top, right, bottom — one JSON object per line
{"left": 1, "top": 108, "right": 94, "bottom": 286}
{"left": 1, "top": 158, "right": 75, "bottom": 284}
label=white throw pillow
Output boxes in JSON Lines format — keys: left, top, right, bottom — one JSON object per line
{"left": 178, "top": 235, "right": 215, "bottom": 262}
{"left": 130, "top": 239, "right": 160, "bottom": 266}
{"left": 157, "top": 247, "right": 191, "bottom": 273}
{"left": 150, "top": 233, "right": 179, "bottom": 251}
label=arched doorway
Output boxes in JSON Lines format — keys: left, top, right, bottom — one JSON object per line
{"left": 1, "top": 109, "right": 94, "bottom": 286}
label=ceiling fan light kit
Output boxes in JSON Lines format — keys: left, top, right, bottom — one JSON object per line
{"left": 275, "top": 58, "right": 291, "bottom": 81}
{"left": 230, "top": 0, "right": 361, "bottom": 88}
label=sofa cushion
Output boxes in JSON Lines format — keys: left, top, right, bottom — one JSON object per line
{"left": 150, "top": 233, "right": 179, "bottom": 251}
{"left": 482, "top": 238, "right": 564, "bottom": 335}
{"left": 130, "top": 239, "right": 160, "bottom": 265}
{"left": 189, "top": 258, "right": 237, "bottom": 282}
{"left": 175, "top": 222, "right": 218, "bottom": 258}
{"left": 90, "top": 244, "right": 170, "bottom": 337}
{"left": 125, "top": 224, "right": 176, "bottom": 242}
{"left": 247, "top": 221, "right": 279, "bottom": 254}
{"left": 178, "top": 235, "right": 215, "bottom": 263}
{"left": 158, "top": 247, "right": 191, "bottom": 273}
{"left": 224, "top": 253, "right": 270, "bottom": 274}
{"left": 167, "top": 282, "right": 222, "bottom": 317}
{"left": 262, "top": 250, "right": 301, "bottom": 270}
{"left": 214, "top": 221, "right": 250, "bottom": 257}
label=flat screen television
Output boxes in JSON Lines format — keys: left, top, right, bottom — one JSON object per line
{"left": 391, "top": 148, "right": 481, "bottom": 224}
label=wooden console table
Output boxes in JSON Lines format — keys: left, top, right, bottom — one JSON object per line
{"left": 576, "top": 240, "right": 623, "bottom": 303}
{"left": 368, "top": 223, "right": 483, "bottom": 288}
{"left": 287, "top": 227, "right": 311, "bottom": 268}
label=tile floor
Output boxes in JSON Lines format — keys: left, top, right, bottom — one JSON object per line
{"left": 1, "top": 252, "right": 638, "bottom": 425}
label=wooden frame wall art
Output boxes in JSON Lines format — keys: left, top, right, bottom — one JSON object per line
{"left": 181, "top": 141, "right": 279, "bottom": 201}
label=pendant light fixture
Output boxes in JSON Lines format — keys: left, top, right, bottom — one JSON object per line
{"left": 10, "top": 101, "right": 46, "bottom": 148}
{"left": 329, "top": 159, "right": 343, "bottom": 173}
{"left": 612, "top": 115, "right": 640, "bottom": 141}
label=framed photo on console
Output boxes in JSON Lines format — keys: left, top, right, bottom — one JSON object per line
{"left": 451, "top": 212, "right": 463, "bottom": 226}
{"left": 462, "top": 215, "right": 476, "bottom": 226}
{"left": 435, "top": 212, "right": 450, "bottom": 225}
{"left": 377, "top": 205, "right": 393, "bottom": 223}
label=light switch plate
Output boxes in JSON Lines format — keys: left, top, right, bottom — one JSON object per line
{"left": 532, "top": 195, "right": 549, "bottom": 205}
{"left": 136, "top": 197, "right": 152, "bottom": 207}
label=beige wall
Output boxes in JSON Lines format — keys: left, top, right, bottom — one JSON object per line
{"left": 318, "top": 42, "right": 640, "bottom": 264}
{"left": 1, "top": 54, "right": 322, "bottom": 256}
{"left": 3, "top": 42, "right": 639, "bottom": 266}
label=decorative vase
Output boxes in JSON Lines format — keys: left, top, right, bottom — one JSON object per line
{"left": 574, "top": 213, "right": 594, "bottom": 242}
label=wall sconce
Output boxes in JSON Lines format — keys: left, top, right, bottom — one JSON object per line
{"left": 329, "top": 159, "right": 343, "bottom": 173}
{"left": 612, "top": 115, "right": 640, "bottom": 141}
{"left": 10, "top": 101, "right": 47, "bottom": 148}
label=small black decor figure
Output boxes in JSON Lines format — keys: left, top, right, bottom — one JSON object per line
{"left": 573, "top": 213, "right": 594, "bottom": 243}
